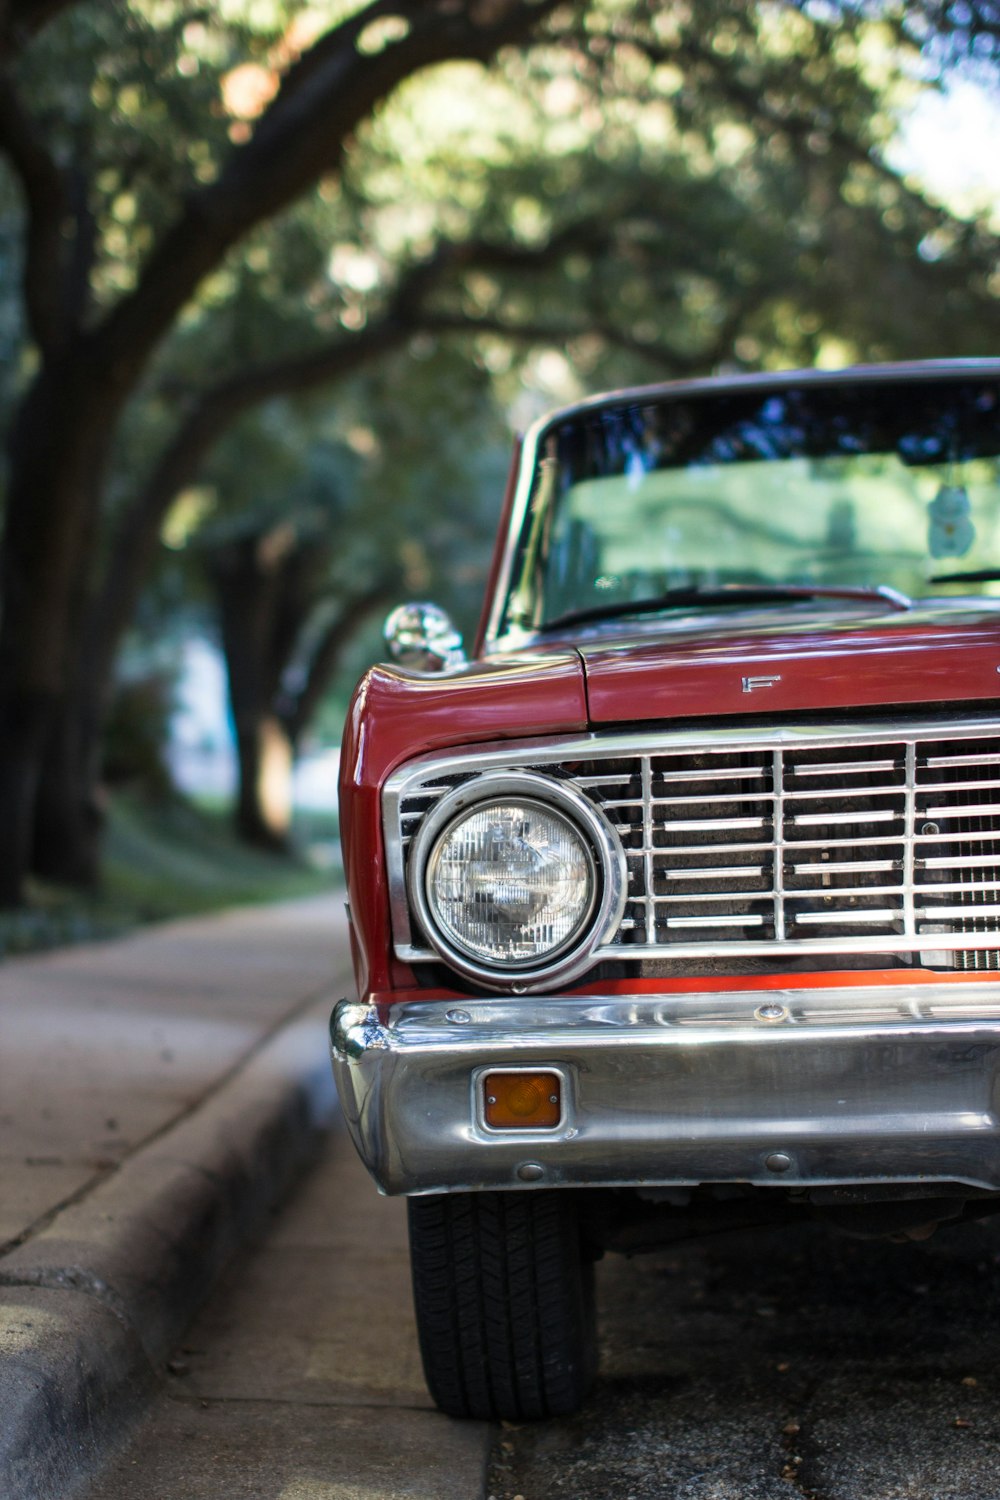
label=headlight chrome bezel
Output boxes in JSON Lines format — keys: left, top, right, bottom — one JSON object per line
{"left": 406, "top": 770, "right": 627, "bottom": 989}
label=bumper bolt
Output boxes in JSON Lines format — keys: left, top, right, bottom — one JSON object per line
{"left": 765, "top": 1152, "right": 793, "bottom": 1173}
{"left": 445, "top": 1009, "right": 471, "bottom": 1024}
{"left": 517, "top": 1162, "right": 545, "bottom": 1182}
{"left": 755, "top": 1003, "right": 788, "bottom": 1022}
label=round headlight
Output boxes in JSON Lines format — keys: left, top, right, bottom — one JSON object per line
{"left": 426, "top": 798, "right": 595, "bottom": 966}
{"left": 407, "top": 771, "right": 627, "bottom": 987}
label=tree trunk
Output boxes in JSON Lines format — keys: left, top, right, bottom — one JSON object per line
{"left": 0, "top": 353, "right": 125, "bottom": 903}
{"left": 211, "top": 530, "right": 299, "bottom": 852}
{"left": 31, "top": 685, "right": 105, "bottom": 887}
{"left": 0, "top": 688, "right": 53, "bottom": 906}
{"left": 235, "top": 715, "right": 294, "bottom": 850}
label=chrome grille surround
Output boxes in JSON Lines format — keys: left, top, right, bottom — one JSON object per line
{"left": 404, "top": 770, "right": 627, "bottom": 988}
{"left": 384, "top": 718, "right": 1000, "bottom": 974}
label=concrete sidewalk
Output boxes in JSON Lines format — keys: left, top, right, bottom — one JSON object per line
{"left": 0, "top": 893, "right": 350, "bottom": 1500}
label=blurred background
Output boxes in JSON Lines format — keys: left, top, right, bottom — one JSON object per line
{"left": 0, "top": 0, "right": 997, "bottom": 949}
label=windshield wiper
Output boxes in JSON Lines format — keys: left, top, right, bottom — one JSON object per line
{"left": 534, "top": 582, "right": 912, "bottom": 634}
{"left": 929, "top": 568, "right": 1000, "bottom": 584}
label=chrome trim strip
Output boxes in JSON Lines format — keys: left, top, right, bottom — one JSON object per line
{"left": 641, "top": 754, "right": 655, "bottom": 942}
{"left": 384, "top": 716, "right": 1000, "bottom": 977}
{"left": 773, "top": 748, "right": 786, "bottom": 944}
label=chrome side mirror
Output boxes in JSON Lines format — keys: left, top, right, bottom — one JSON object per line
{"left": 384, "top": 602, "right": 467, "bottom": 672}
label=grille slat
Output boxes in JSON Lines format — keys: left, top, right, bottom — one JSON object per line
{"left": 790, "top": 859, "right": 899, "bottom": 874}
{"left": 653, "top": 889, "right": 781, "bottom": 905}
{"left": 657, "top": 816, "right": 769, "bottom": 832}
{"left": 920, "top": 801, "right": 1000, "bottom": 819}
{"left": 793, "top": 758, "right": 900, "bottom": 776}
{"left": 787, "top": 884, "right": 909, "bottom": 898}
{"left": 919, "top": 903, "right": 1000, "bottom": 919}
{"left": 665, "top": 913, "right": 769, "bottom": 929}
{"left": 921, "top": 853, "right": 1000, "bottom": 868}
{"left": 924, "top": 753, "right": 1000, "bottom": 768}
{"left": 791, "top": 809, "right": 901, "bottom": 827}
{"left": 794, "top": 909, "right": 905, "bottom": 926}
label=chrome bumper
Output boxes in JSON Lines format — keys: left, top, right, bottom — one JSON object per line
{"left": 330, "top": 984, "right": 1000, "bottom": 1197}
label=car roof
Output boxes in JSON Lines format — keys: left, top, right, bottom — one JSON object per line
{"left": 528, "top": 358, "right": 1000, "bottom": 440}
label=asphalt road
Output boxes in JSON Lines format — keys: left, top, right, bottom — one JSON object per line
{"left": 83, "top": 1115, "right": 1000, "bottom": 1500}
{"left": 491, "top": 1209, "right": 1000, "bottom": 1500}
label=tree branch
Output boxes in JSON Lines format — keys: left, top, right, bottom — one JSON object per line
{"left": 281, "top": 580, "right": 397, "bottom": 747}
{"left": 420, "top": 308, "right": 733, "bottom": 377}
{"left": 90, "top": 207, "right": 619, "bottom": 681}
{"left": 94, "top": 0, "right": 573, "bottom": 375}
{"left": 84, "top": 188, "right": 766, "bottom": 710}
{"left": 85, "top": 309, "right": 419, "bottom": 707}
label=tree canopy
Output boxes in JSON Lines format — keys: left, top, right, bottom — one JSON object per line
{"left": 0, "top": 0, "right": 997, "bottom": 902}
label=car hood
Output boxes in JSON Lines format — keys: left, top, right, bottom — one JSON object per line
{"left": 571, "top": 601, "right": 1000, "bottom": 723}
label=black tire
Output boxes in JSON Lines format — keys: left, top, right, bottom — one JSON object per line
{"left": 407, "top": 1189, "right": 597, "bottom": 1421}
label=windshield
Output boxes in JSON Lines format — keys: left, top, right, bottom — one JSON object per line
{"left": 501, "top": 374, "right": 1000, "bottom": 633}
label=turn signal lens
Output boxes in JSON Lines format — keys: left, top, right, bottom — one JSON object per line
{"left": 483, "top": 1071, "right": 561, "bottom": 1130}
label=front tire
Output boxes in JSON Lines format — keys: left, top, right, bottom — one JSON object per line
{"left": 407, "top": 1189, "right": 597, "bottom": 1421}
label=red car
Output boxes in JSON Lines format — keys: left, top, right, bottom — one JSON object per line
{"left": 331, "top": 359, "right": 1000, "bottom": 1420}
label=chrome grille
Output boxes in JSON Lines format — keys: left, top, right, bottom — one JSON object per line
{"left": 387, "top": 722, "right": 1000, "bottom": 964}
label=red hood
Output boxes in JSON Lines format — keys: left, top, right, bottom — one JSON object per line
{"left": 573, "top": 601, "right": 1000, "bottom": 722}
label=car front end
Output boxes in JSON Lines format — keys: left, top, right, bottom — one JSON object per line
{"left": 331, "top": 359, "right": 1000, "bottom": 1419}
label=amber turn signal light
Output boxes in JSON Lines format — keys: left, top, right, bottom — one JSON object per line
{"left": 482, "top": 1071, "right": 561, "bottom": 1130}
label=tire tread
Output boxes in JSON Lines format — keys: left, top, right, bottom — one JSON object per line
{"left": 407, "top": 1190, "right": 596, "bottom": 1421}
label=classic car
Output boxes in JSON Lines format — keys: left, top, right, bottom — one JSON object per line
{"left": 330, "top": 358, "right": 1000, "bottom": 1421}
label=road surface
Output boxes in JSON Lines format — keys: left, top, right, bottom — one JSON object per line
{"left": 84, "top": 1122, "right": 1000, "bottom": 1499}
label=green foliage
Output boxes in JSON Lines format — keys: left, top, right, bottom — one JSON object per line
{"left": 6, "top": 0, "right": 995, "bottom": 493}
{"left": 127, "top": 0, "right": 998, "bottom": 727}
{"left": 169, "top": 336, "right": 511, "bottom": 651}
{"left": 1, "top": 0, "right": 997, "bottom": 837}
{"left": 11, "top": 1, "right": 283, "bottom": 305}
{"left": 0, "top": 789, "right": 332, "bottom": 957}
{"left": 101, "top": 791, "right": 331, "bottom": 915}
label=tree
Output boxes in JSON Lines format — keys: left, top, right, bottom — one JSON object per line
{"left": 206, "top": 517, "right": 389, "bottom": 849}
{"left": 0, "top": 0, "right": 996, "bottom": 902}
{"left": 0, "top": 0, "right": 572, "bottom": 902}
{"left": 195, "top": 341, "right": 512, "bottom": 845}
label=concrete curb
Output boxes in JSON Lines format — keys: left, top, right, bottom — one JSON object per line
{"left": 0, "top": 999, "right": 337, "bottom": 1500}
